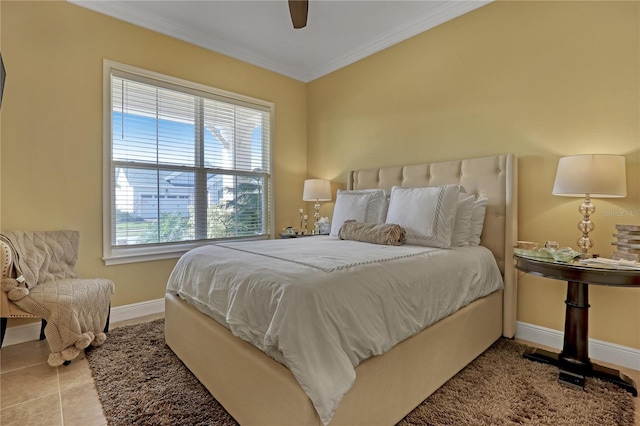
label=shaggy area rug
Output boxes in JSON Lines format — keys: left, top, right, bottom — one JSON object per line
{"left": 86, "top": 319, "right": 635, "bottom": 425}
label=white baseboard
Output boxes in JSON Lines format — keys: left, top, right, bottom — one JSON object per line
{"left": 4, "top": 308, "right": 638, "bottom": 373}
{"left": 516, "top": 321, "right": 640, "bottom": 372}
{"left": 109, "top": 297, "right": 165, "bottom": 323}
{"left": 1, "top": 298, "right": 165, "bottom": 347}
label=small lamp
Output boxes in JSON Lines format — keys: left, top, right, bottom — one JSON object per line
{"left": 552, "top": 154, "right": 626, "bottom": 255}
{"left": 303, "top": 179, "right": 332, "bottom": 235}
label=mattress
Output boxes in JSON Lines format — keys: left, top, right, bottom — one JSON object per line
{"left": 166, "top": 237, "right": 504, "bottom": 424}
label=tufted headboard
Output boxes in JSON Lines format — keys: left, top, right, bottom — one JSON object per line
{"left": 349, "top": 154, "right": 518, "bottom": 337}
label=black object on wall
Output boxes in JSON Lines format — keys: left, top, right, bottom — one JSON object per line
{"left": 0, "top": 53, "right": 5, "bottom": 109}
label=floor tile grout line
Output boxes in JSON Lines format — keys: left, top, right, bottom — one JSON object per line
{"left": 0, "top": 360, "right": 49, "bottom": 375}
{"left": 57, "top": 365, "right": 65, "bottom": 425}
{"left": 0, "top": 389, "right": 60, "bottom": 411}
{"left": 0, "top": 359, "right": 58, "bottom": 411}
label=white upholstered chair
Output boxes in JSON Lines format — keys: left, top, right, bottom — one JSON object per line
{"left": 0, "top": 239, "right": 110, "bottom": 350}
{"left": 0, "top": 240, "right": 46, "bottom": 346}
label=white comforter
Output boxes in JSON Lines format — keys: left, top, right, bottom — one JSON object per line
{"left": 166, "top": 237, "right": 503, "bottom": 425}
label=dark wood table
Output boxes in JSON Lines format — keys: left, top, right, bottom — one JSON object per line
{"left": 514, "top": 254, "right": 639, "bottom": 396}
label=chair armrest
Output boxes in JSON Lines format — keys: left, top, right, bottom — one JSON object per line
{"left": 0, "top": 287, "right": 12, "bottom": 317}
{"left": 1, "top": 290, "right": 40, "bottom": 318}
{"left": 0, "top": 241, "right": 36, "bottom": 318}
{"left": 1, "top": 240, "right": 13, "bottom": 279}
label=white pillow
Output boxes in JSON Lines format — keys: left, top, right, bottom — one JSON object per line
{"left": 385, "top": 185, "right": 461, "bottom": 248}
{"left": 469, "top": 197, "right": 488, "bottom": 246}
{"left": 330, "top": 189, "right": 388, "bottom": 238}
{"left": 451, "top": 195, "right": 475, "bottom": 247}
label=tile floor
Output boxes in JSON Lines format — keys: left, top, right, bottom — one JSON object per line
{"left": 0, "top": 314, "right": 163, "bottom": 426}
{"left": 1, "top": 317, "right": 638, "bottom": 425}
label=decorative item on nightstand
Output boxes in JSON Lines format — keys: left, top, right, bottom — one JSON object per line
{"left": 612, "top": 224, "right": 640, "bottom": 262}
{"left": 318, "top": 217, "right": 331, "bottom": 235}
{"left": 298, "top": 209, "right": 307, "bottom": 235}
{"left": 552, "top": 154, "right": 627, "bottom": 256}
{"left": 303, "top": 179, "right": 332, "bottom": 235}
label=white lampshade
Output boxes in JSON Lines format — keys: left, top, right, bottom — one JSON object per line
{"left": 552, "top": 154, "right": 627, "bottom": 198}
{"left": 303, "top": 179, "right": 332, "bottom": 201}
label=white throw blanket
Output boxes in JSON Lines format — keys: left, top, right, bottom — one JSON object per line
{"left": 0, "top": 230, "right": 79, "bottom": 295}
{"left": 1, "top": 231, "right": 114, "bottom": 366}
{"left": 167, "top": 237, "right": 503, "bottom": 424}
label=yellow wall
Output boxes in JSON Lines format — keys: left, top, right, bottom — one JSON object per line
{"left": 0, "top": 0, "right": 3, "bottom": 228}
{"left": 308, "top": 1, "right": 640, "bottom": 349}
{"left": 2, "top": 1, "right": 639, "bottom": 351}
{"left": 1, "top": 2, "right": 307, "bottom": 307}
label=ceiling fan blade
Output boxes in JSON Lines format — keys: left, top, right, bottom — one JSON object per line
{"left": 288, "top": 0, "right": 308, "bottom": 29}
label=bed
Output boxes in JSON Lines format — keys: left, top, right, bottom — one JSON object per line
{"left": 165, "top": 153, "right": 518, "bottom": 425}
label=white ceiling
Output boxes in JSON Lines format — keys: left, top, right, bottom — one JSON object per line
{"left": 70, "top": 0, "right": 491, "bottom": 82}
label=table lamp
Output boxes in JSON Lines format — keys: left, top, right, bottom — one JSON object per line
{"left": 552, "top": 154, "right": 627, "bottom": 255}
{"left": 303, "top": 179, "right": 332, "bottom": 235}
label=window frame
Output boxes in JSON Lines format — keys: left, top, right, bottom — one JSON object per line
{"left": 102, "top": 60, "right": 274, "bottom": 265}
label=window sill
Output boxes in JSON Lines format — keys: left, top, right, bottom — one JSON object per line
{"left": 103, "top": 235, "right": 270, "bottom": 265}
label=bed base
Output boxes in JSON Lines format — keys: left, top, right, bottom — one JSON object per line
{"left": 165, "top": 289, "right": 503, "bottom": 426}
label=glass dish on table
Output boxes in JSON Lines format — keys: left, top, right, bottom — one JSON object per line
{"left": 514, "top": 246, "right": 580, "bottom": 263}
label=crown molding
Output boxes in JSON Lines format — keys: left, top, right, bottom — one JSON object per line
{"left": 69, "top": 0, "right": 305, "bottom": 80}
{"left": 69, "top": 1, "right": 490, "bottom": 82}
{"left": 304, "top": 1, "right": 491, "bottom": 82}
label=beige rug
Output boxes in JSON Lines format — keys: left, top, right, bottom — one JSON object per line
{"left": 86, "top": 319, "right": 635, "bottom": 425}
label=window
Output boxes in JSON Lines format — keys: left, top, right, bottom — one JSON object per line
{"left": 103, "top": 61, "right": 273, "bottom": 264}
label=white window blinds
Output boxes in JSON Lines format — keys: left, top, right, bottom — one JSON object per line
{"left": 104, "top": 63, "right": 272, "bottom": 264}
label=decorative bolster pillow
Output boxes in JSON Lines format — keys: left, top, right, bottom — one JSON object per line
{"left": 338, "top": 220, "right": 406, "bottom": 246}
